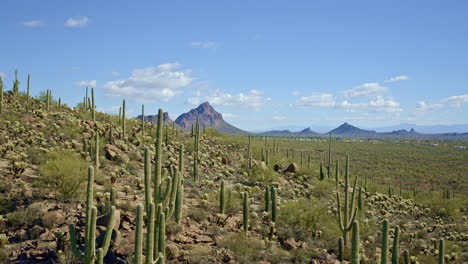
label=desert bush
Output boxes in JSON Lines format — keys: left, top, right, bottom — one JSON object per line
{"left": 38, "top": 148, "right": 88, "bottom": 201}
{"left": 276, "top": 198, "right": 341, "bottom": 246}
{"left": 218, "top": 232, "right": 265, "bottom": 263}
{"left": 6, "top": 205, "right": 43, "bottom": 229}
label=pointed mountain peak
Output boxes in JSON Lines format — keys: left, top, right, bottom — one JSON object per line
{"left": 175, "top": 103, "right": 245, "bottom": 134}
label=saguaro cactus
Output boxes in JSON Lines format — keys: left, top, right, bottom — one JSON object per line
{"left": 438, "top": 239, "right": 444, "bottom": 264}
{"left": 141, "top": 104, "right": 145, "bottom": 137}
{"left": 327, "top": 132, "right": 332, "bottom": 178}
{"left": 94, "top": 132, "right": 99, "bottom": 175}
{"left": 193, "top": 117, "right": 200, "bottom": 181}
{"left": 271, "top": 187, "right": 277, "bottom": 223}
{"left": 0, "top": 76, "right": 3, "bottom": 114}
{"left": 264, "top": 186, "right": 270, "bottom": 212}
{"left": 220, "top": 181, "right": 225, "bottom": 214}
{"left": 403, "top": 250, "right": 409, "bottom": 264}
{"left": 69, "top": 167, "right": 116, "bottom": 264}
{"left": 243, "top": 192, "right": 249, "bottom": 233}
{"left": 351, "top": 221, "right": 360, "bottom": 264}
{"left": 122, "top": 99, "right": 126, "bottom": 136}
{"left": 392, "top": 225, "right": 399, "bottom": 264}
{"left": 248, "top": 136, "right": 252, "bottom": 169}
{"left": 26, "top": 74, "right": 30, "bottom": 111}
{"left": 154, "top": 108, "right": 164, "bottom": 203}
{"left": 13, "top": 69, "right": 19, "bottom": 96}
{"left": 134, "top": 204, "right": 144, "bottom": 264}
{"left": 91, "top": 88, "right": 95, "bottom": 121}
{"left": 144, "top": 147, "right": 152, "bottom": 213}
{"left": 381, "top": 219, "right": 389, "bottom": 264}
{"left": 336, "top": 155, "right": 358, "bottom": 245}
{"left": 338, "top": 237, "right": 344, "bottom": 261}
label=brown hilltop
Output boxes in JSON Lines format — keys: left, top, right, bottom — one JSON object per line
{"left": 174, "top": 102, "right": 246, "bottom": 134}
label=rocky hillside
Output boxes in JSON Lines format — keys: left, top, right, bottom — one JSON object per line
{"left": 0, "top": 90, "right": 465, "bottom": 264}
{"left": 174, "top": 102, "right": 246, "bottom": 134}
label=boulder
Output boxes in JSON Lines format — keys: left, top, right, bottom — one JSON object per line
{"left": 273, "top": 164, "right": 282, "bottom": 172}
{"left": 284, "top": 163, "right": 298, "bottom": 173}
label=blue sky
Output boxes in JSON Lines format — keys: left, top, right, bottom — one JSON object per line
{"left": 1, "top": 0, "right": 467, "bottom": 131}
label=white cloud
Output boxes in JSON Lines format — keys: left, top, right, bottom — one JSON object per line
{"left": 75, "top": 80, "right": 97, "bottom": 87}
{"left": 273, "top": 116, "right": 287, "bottom": 120}
{"left": 190, "top": 41, "right": 219, "bottom": 49}
{"left": 295, "top": 93, "right": 335, "bottom": 107}
{"left": 187, "top": 89, "right": 271, "bottom": 110}
{"left": 21, "top": 20, "right": 44, "bottom": 27}
{"left": 111, "top": 72, "right": 120, "bottom": 76}
{"left": 337, "top": 96, "right": 402, "bottom": 113}
{"left": 336, "top": 100, "right": 366, "bottom": 112}
{"left": 65, "top": 16, "right": 90, "bottom": 28}
{"left": 292, "top": 90, "right": 300, "bottom": 96}
{"left": 368, "top": 96, "right": 402, "bottom": 113}
{"left": 384, "top": 75, "right": 409, "bottom": 83}
{"left": 443, "top": 94, "right": 468, "bottom": 108}
{"left": 343, "top": 83, "right": 387, "bottom": 98}
{"left": 102, "top": 63, "right": 193, "bottom": 102}
{"left": 415, "top": 101, "right": 443, "bottom": 113}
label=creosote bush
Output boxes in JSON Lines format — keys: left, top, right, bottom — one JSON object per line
{"left": 276, "top": 198, "right": 341, "bottom": 248}
{"left": 38, "top": 148, "right": 88, "bottom": 201}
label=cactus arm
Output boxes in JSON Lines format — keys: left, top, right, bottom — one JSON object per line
{"left": 168, "top": 167, "right": 179, "bottom": 216}
{"left": 336, "top": 193, "right": 345, "bottom": 231}
{"left": 96, "top": 248, "right": 104, "bottom": 264}
{"left": 68, "top": 224, "right": 84, "bottom": 260}
{"left": 99, "top": 206, "right": 116, "bottom": 256}
{"left": 347, "top": 206, "right": 358, "bottom": 231}
{"left": 160, "top": 177, "right": 172, "bottom": 205}
{"left": 381, "top": 219, "right": 389, "bottom": 264}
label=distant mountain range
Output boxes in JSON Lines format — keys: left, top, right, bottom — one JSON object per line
{"left": 137, "top": 103, "right": 468, "bottom": 140}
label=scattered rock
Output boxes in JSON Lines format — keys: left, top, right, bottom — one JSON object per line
{"left": 273, "top": 164, "right": 282, "bottom": 172}
{"left": 284, "top": 163, "right": 298, "bottom": 173}
{"left": 282, "top": 237, "right": 298, "bottom": 250}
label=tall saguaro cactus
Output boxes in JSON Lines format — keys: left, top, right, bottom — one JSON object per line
{"left": 91, "top": 88, "right": 96, "bottom": 121}
{"left": 327, "top": 132, "right": 332, "bottom": 178}
{"left": 243, "top": 192, "right": 249, "bottom": 233}
{"left": 351, "top": 221, "right": 360, "bottom": 264}
{"left": 220, "top": 181, "right": 225, "bottom": 214}
{"left": 381, "top": 219, "right": 389, "bottom": 264}
{"left": 122, "top": 99, "right": 126, "bottom": 136}
{"left": 13, "top": 69, "right": 19, "bottom": 96}
{"left": 392, "top": 225, "right": 399, "bottom": 264}
{"left": 94, "top": 132, "right": 99, "bottom": 175}
{"left": 271, "top": 187, "right": 278, "bottom": 223}
{"left": 336, "top": 155, "right": 358, "bottom": 245}
{"left": 141, "top": 104, "right": 145, "bottom": 137}
{"left": 0, "top": 76, "right": 3, "bottom": 114}
{"left": 193, "top": 117, "right": 200, "bottom": 181}
{"left": 69, "top": 167, "right": 116, "bottom": 264}
{"left": 438, "top": 239, "right": 444, "bottom": 264}
{"left": 26, "top": 74, "right": 30, "bottom": 111}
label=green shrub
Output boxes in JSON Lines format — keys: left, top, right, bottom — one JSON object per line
{"left": 6, "top": 205, "right": 43, "bottom": 229}
{"left": 38, "top": 148, "right": 88, "bottom": 201}
{"left": 218, "top": 232, "right": 264, "bottom": 263}
{"left": 276, "top": 198, "right": 341, "bottom": 247}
